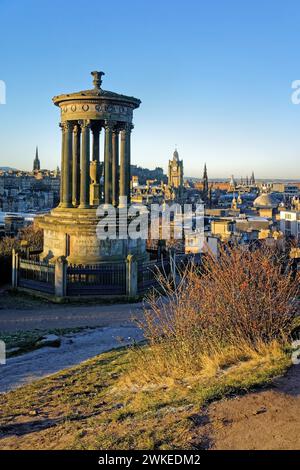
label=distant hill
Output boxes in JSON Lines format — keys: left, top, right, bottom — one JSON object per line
{"left": 0, "top": 166, "right": 18, "bottom": 171}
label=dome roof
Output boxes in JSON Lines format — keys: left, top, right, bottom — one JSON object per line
{"left": 253, "top": 192, "right": 278, "bottom": 208}
{"left": 52, "top": 71, "right": 141, "bottom": 109}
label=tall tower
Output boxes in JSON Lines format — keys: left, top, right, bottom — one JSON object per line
{"left": 202, "top": 163, "right": 209, "bottom": 203}
{"left": 33, "top": 146, "right": 40, "bottom": 171}
{"left": 229, "top": 174, "right": 236, "bottom": 192}
{"left": 168, "top": 149, "right": 184, "bottom": 190}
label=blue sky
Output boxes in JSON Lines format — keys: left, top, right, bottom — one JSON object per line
{"left": 0, "top": 0, "right": 299, "bottom": 179}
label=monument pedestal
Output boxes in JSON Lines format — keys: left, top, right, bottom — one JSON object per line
{"left": 36, "top": 207, "right": 149, "bottom": 266}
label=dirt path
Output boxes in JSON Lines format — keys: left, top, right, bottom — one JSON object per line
{"left": 195, "top": 364, "right": 300, "bottom": 450}
{"left": 0, "top": 299, "right": 145, "bottom": 332}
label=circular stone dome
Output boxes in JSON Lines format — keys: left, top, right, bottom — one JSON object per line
{"left": 253, "top": 192, "right": 278, "bottom": 208}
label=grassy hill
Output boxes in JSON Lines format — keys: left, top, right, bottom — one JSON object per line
{"left": 0, "top": 342, "right": 290, "bottom": 450}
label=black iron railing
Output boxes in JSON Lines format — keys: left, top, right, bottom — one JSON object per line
{"left": 67, "top": 263, "right": 126, "bottom": 296}
{"left": 19, "top": 259, "right": 55, "bottom": 294}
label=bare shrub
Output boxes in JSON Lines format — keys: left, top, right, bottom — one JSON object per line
{"left": 0, "top": 224, "right": 43, "bottom": 285}
{"left": 18, "top": 225, "right": 43, "bottom": 251}
{"left": 134, "top": 244, "right": 299, "bottom": 381}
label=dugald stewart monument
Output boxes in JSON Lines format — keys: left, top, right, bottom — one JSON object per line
{"left": 37, "top": 71, "right": 148, "bottom": 265}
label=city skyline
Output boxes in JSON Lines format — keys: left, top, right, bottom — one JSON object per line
{"left": 0, "top": 0, "right": 300, "bottom": 178}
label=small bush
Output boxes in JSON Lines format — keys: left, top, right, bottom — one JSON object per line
{"left": 133, "top": 244, "right": 299, "bottom": 383}
{"left": 0, "top": 224, "right": 43, "bottom": 285}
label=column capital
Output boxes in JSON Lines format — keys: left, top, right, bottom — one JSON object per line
{"left": 60, "top": 121, "right": 74, "bottom": 132}
{"left": 104, "top": 120, "right": 117, "bottom": 131}
{"left": 120, "top": 122, "right": 134, "bottom": 134}
{"left": 112, "top": 126, "right": 120, "bottom": 136}
{"left": 80, "top": 119, "right": 91, "bottom": 129}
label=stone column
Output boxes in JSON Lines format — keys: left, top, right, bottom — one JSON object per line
{"left": 126, "top": 124, "right": 133, "bottom": 204}
{"left": 72, "top": 124, "right": 81, "bottom": 207}
{"left": 92, "top": 123, "right": 100, "bottom": 162}
{"left": 119, "top": 123, "right": 132, "bottom": 206}
{"left": 59, "top": 123, "right": 65, "bottom": 206}
{"left": 79, "top": 120, "right": 91, "bottom": 209}
{"left": 90, "top": 123, "right": 101, "bottom": 206}
{"left": 112, "top": 128, "right": 119, "bottom": 207}
{"left": 104, "top": 121, "right": 114, "bottom": 205}
{"left": 119, "top": 127, "right": 126, "bottom": 206}
{"left": 61, "top": 121, "right": 73, "bottom": 208}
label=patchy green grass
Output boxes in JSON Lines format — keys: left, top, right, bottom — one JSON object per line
{"left": 0, "top": 342, "right": 291, "bottom": 450}
{"left": 0, "top": 327, "right": 88, "bottom": 357}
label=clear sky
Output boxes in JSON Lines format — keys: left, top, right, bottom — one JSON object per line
{"left": 0, "top": 0, "right": 300, "bottom": 179}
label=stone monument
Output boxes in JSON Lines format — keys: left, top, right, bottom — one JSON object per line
{"left": 36, "top": 71, "right": 148, "bottom": 265}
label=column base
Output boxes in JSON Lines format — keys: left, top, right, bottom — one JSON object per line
{"left": 60, "top": 202, "right": 73, "bottom": 208}
{"left": 78, "top": 203, "right": 90, "bottom": 209}
{"left": 118, "top": 195, "right": 129, "bottom": 208}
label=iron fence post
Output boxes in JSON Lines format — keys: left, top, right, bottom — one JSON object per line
{"left": 126, "top": 254, "right": 138, "bottom": 298}
{"left": 55, "top": 256, "right": 68, "bottom": 298}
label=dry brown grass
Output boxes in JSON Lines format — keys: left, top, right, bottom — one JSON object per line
{"left": 129, "top": 244, "right": 299, "bottom": 385}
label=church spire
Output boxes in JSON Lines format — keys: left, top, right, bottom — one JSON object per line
{"left": 33, "top": 145, "right": 40, "bottom": 171}
{"left": 202, "top": 163, "right": 209, "bottom": 202}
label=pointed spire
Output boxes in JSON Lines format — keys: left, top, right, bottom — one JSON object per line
{"left": 202, "top": 163, "right": 209, "bottom": 202}
{"left": 33, "top": 145, "right": 40, "bottom": 171}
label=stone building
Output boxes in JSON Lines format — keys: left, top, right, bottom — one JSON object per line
{"left": 0, "top": 169, "right": 60, "bottom": 212}
{"left": 253, "top": 191, "right": 279, "bottom": 218}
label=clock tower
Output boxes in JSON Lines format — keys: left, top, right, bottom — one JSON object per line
{"left": 168, "top": 149, "right": 183, "bottom": 191}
